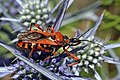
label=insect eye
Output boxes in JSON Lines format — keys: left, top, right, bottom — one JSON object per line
{"left": 51, "top": 35, "right": 55, "bottom": 40}
{"left": 64, "top": 36, "right": 68, "bottom": 39}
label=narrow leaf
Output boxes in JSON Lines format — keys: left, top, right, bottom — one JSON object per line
{"left": 71, "top": 77, "right": 91, "bottom": 80}
{"left": 9, "top": 38, "right": 18, "bottom": 44}
{"left": 84, "top": 11, "right": 104, "bottom": 39}
{"left": 67, "top": 0, "right": 74, "bottom": 9}
{"left": 50, "top": 0, "right": 64, "bottom": 16}
{"left": 54, "top": 0, "right": 69, "bottom": 31}
{"left": 0, "top": 73, "right": 10, "bottom": 78}
{"left": 108, "top": 49, "right": 120, "bottom": 73}
{"left": 74, "top": 29, "right": 81, "bottom": 38}
{"left": 0, "top": 67, "right": 15, "bottom": 78}
{"left": 104, "top": 43, "right": 120, "bottom": 50}
{"left": 79, "top": 27, "right": 93, "bottom": 39}
{"left": 94, "top": 69, "right": 102, "bottom": 80}
{"left": 0, "top": 17, "right": 21, "bottom": 22}
{"left": 15, "top": 0, "right": 24, "bottom": 8}
{"left": 50, "top": 0, "right": 73, "bottom": 18}
{"left": 0, "top": 3, "right": 24, "bottom": 30}
{"left": 45, "top": 0, "right": 49, "bottom": 6}
{"left": 103, "top": 56, "right": 120, "bottom": 64}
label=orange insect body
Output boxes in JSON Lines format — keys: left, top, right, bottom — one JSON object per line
{"left": 17, "top": 32, "right": 68, "bottom": 56}
{"left": 17, "top": 40, "right": 56, "bottom": 53}
{"left": 17, "top": 23, "right": 80, "bottom": 64}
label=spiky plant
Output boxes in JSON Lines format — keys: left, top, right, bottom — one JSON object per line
{"left": 0, "top": 0, "right": 120, "bottom": 80}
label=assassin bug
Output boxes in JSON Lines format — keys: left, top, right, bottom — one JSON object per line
{"left": 17, "top": 23, "right": 80, "bottom": 45}
{"left": 17, "top": 23, "right": 81, "bottom": 65}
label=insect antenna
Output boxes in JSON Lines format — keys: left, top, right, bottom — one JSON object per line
{"left": 69, "top": 27, "right": 104, "bottom": 48}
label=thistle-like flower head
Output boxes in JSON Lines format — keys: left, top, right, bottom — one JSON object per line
{"left": 20, "top": 0, "right": 51, "bottom": 27}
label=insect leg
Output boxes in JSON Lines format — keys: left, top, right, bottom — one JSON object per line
{"left": 65, "top": 51, "right": 80, "bottom": 66}
{"left": 50, "top": 27, "right": 54, "bottom": 33}
{"left": 63, "top": 47, "right": 80, "bottom": 66}
{"left": 29, "top": 48, "right": 35, "bottom": 58}
{"left": 43, "top": 49, "right": 57, "bottom": 61}
{"left": 28, "top": 42, "right": 37, "bottom": 58}
{"left": 30, "top": 23, "right": 43, "bottom": 31}
{"left": 67, "top": 62, "right": 79, "bottom": 66}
